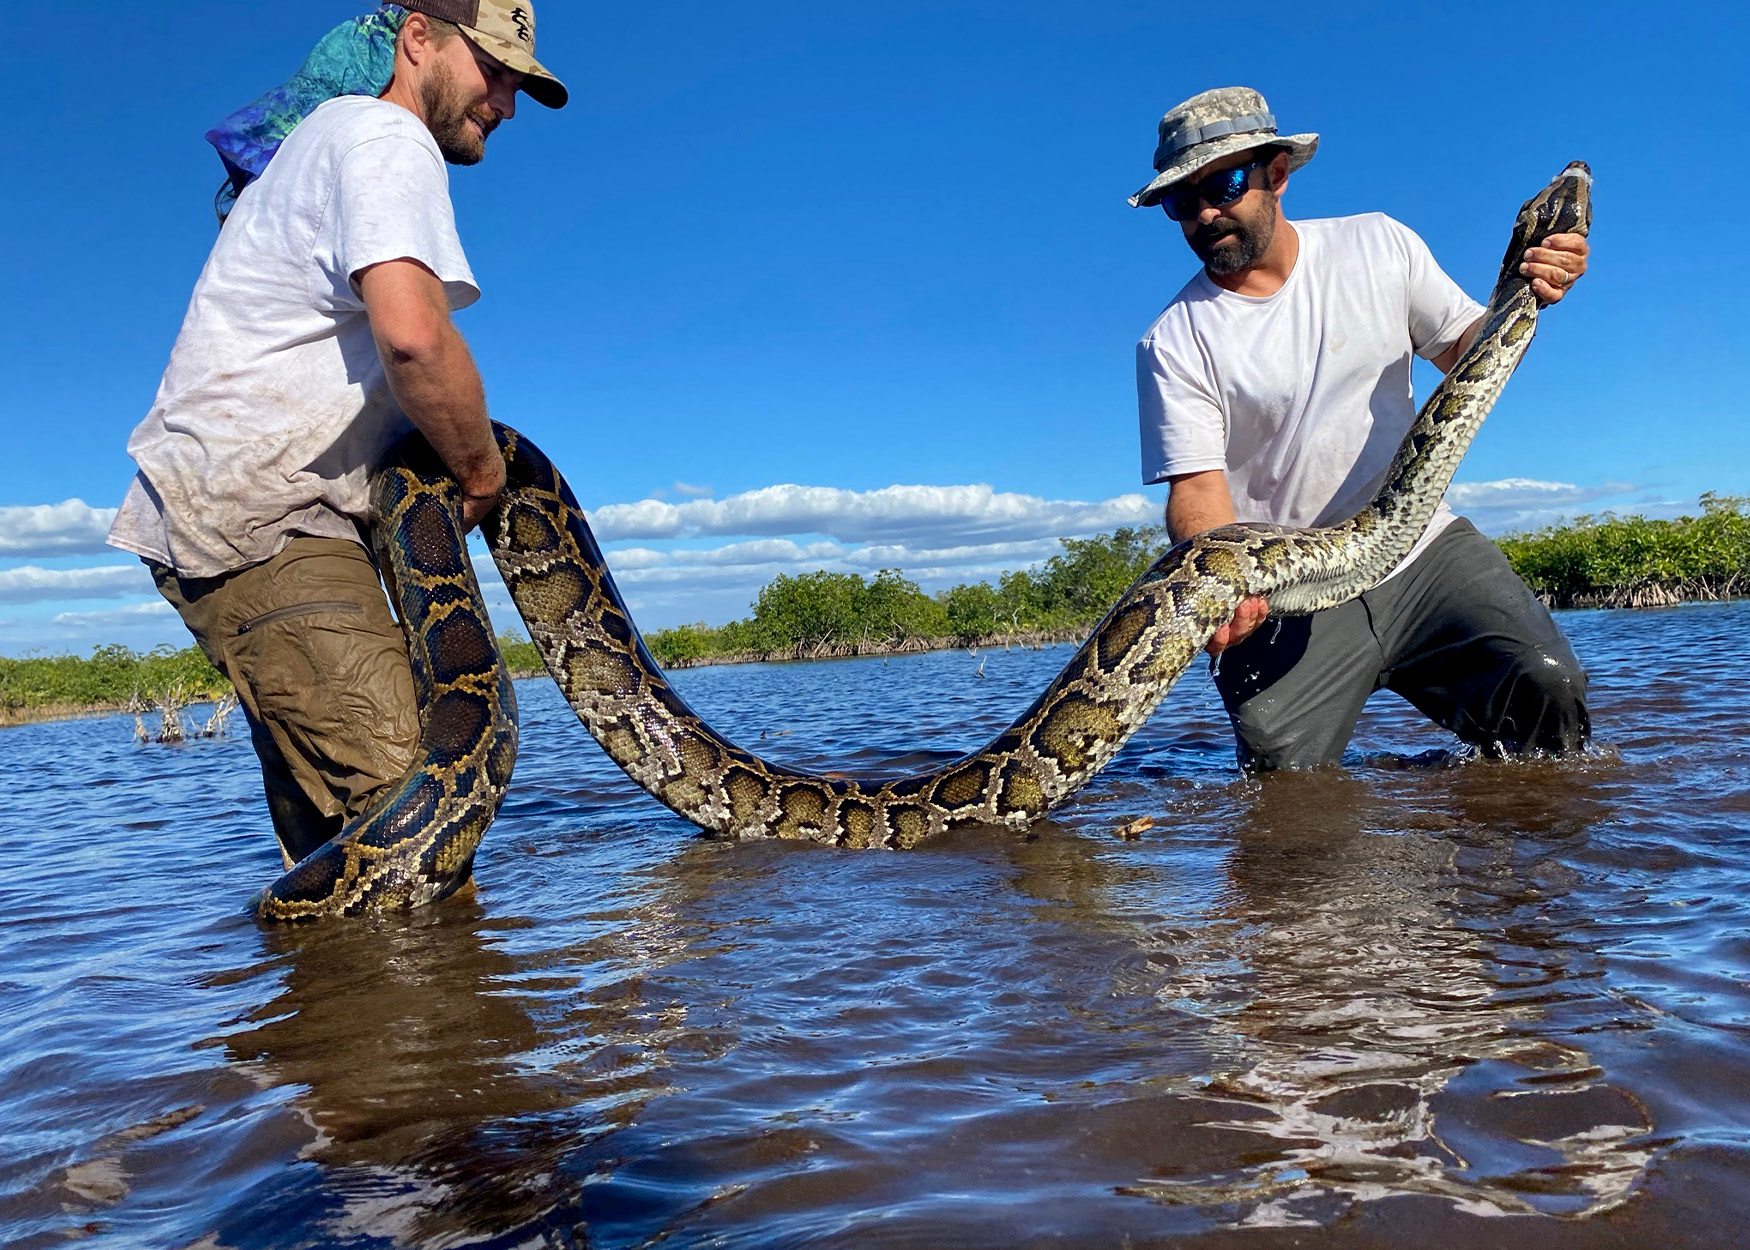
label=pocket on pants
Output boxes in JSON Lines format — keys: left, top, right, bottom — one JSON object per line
{"left": 235, "top": 601, "right": 364, "bottom": 636}
{"left": 225, "top": 601, "right": 420, "bottom": 819}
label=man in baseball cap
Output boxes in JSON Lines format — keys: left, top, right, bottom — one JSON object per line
{"left": 108, "top": 4, "right": 569, "bottom": 897}
{"left": 1130, "top": 87, "right": 1593, "bottom": 770}
{"left": 403, "top": 0, "right": 568, "bottom": 109}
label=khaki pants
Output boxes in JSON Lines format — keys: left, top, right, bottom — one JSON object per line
{"left": 149, "top": 537, "right": 421, "bottom": 867}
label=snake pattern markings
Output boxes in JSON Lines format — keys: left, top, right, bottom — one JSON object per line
{"left": 253, "top": 162, "right": 1591, "bottom": 921}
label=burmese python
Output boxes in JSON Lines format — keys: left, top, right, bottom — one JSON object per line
{"left": 253, "top": 162, "right": 1592, "bottom": 920}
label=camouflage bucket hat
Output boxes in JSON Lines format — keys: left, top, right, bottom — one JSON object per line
{"left": 404, "top": 0, "right": 568, "bottom": 108}
{"left": 1128, "top": 86, "right": 1316, "bottom": 208}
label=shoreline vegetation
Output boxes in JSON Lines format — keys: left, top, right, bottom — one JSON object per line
{"left": 1500, "top": 494, "right": 1750, "bottom": 610}
{"left": 7, "top": 498, "right": 1747, "bottom": 728}
{"left": 0, "top": 644, "right": 232, "bottom": 729}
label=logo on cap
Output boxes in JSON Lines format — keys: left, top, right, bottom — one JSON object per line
{"left": 510, "top": 6, "right": 533, "bottom": 45}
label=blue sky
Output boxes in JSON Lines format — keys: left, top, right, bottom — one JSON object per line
{"left": 2, "top": 0, "right": 1744, "bottom": 655}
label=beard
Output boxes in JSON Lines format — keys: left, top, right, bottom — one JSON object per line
{"left": 1189, "top": 192, "right": 1277, "bottom": 275}
{"left": 421, "top": 58, "right": 499, "bottom": 165}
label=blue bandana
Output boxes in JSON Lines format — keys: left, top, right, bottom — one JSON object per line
{"left": 206, "top": 5, "right": 410, "bottom": 222}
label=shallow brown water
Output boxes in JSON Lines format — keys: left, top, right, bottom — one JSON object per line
{"left": 3, "top": 603, "right": 1749, "bottom": 1248}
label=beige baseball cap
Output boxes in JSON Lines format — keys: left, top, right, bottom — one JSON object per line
{"left": 404, "top": 0, "right": 568, "bottom": 109}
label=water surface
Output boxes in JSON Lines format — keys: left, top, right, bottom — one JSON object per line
{"left": 3, "top": 604, "right": 1748, "bottom": 1247}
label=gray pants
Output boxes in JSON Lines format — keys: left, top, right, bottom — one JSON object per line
{"left": 1213, "top": 518, "right": 1589, "bottom": 770}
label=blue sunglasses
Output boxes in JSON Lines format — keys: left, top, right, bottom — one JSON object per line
{"left": 1159, "top": 157, "right": 1270, "bottom": 222}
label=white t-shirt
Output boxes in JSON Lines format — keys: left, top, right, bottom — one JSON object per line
{"left": 109, "top": 96, "right": 479, "bottom": 577}
{"left": 1136, "top": 213, "right": 1484, "bottom": 580}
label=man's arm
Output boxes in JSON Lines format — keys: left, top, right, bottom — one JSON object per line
{"left": 1167, "top": 469, "right": 1268, "bottom": 656}
{"left": 1166, "top": 468, "right": 1237, "bottom": 542}
{"left": 358, "top": 258, "right": 505, "bottom": 530}
{"left": 1429, "top": 316, "right": 1484, "bottom": 375}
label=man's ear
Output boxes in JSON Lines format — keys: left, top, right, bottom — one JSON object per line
{"left": 1268, "top": 150, "right": 1291, "bottom": 196}
{"left": 398, "top": 11, "right": 434, "bottom": 66}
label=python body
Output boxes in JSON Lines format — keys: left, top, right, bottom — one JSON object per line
{"left": 252, "top": 163, "right": 1591, "bottom": 921}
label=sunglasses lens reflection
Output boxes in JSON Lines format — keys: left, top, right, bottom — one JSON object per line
{"left": 1161, "top": 164, "right": 1255, "bottom": 221}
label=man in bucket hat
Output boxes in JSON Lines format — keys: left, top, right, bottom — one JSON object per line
{"left": 108, "top": 4, "right": 566, "bottom": 875}
{"left": 1131, "top": 87, "right": 1592, "bottom": 769}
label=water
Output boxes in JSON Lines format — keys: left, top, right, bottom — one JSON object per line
{"left": 3, "top": 604, "right": 1749, "bottom": 1248}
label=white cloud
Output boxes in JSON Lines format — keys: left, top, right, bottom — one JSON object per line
{"left": 0, "top": 517, "right": 1090, "bottom": 648}
{"left": 598, "top": 547, "right": 670, "bottom": 570}
{"left": 583, "top": 537, "right": 1070, "bottom": 587}
{"left": 52, "top": 601, "right": 176, "bottom": 628}
{"left": 675, "top": 539, "right": 844, "bottom": 567}
{"left": 672, "top": 481, "right": 713, "bottom": 498}
{"left": 589, "top": 483, "right": 1157, "bottom": 545}
{"left": 1446, "top": 478, "right": 1633, "bottom": 511}
{"left": 0, "top": 501, "right": 119, "bottom": 558}
{"left": 1447, "top": 477, "right": 1639, "bottom": 535}
{"left": 843, "top": 539, "right": 1064, "bottom": 570}
{"left": 0, "top": 476, "right": 1654, "bottom": 644}
{"left": 609, "top": 562, "right": 833, "bottom": 588}
{"left": 0, "top": 565, "right": 151, "bottom": 605}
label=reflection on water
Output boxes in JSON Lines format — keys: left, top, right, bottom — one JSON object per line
{"left": 221, "top": 904, "right": 589, "bottom": 1242}
{"left": 206, "top": 854, "right": 735, "bottom": 1246}
{"left": 3, "top": 604, "right": 1750, "bottom": 1247}
{"left": 1127, "top": 768, "right": 1652, "bottom": 1223}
